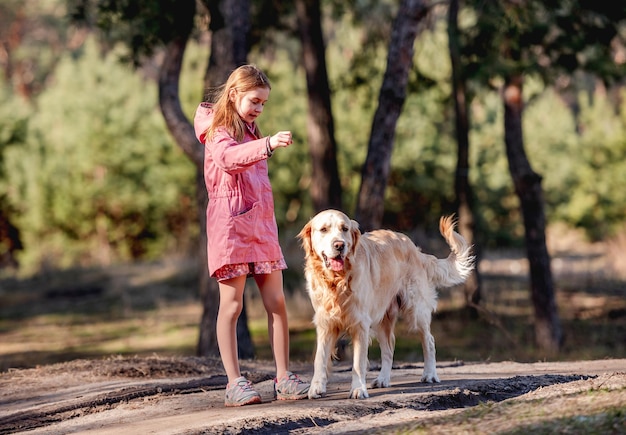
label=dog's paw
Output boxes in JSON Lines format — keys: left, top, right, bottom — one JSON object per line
{"left": 308, "top": 382, "right": 326, "bottom": 399}
{"left": 349, "top": 387, "right": 369, "bottom": 399}
{"left": 371, "top": 376, "right": 390, "bottom": 389}
{"left": 421, "top": 372, "right": 440, "bottom": 383}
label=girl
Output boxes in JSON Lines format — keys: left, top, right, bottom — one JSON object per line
{"left": 194, "top": 65, "right": 310, "bottom": 407}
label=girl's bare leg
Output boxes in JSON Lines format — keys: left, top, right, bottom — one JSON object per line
{"left": 216, "top": 275, "right": 247, "bottom": 383}
{"left": 255, "top": 270, "right": 289, "bottom": 379}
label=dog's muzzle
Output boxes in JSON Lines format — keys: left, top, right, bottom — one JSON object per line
{"left": 322, "top": 241, "right": 346, "bottom": 272}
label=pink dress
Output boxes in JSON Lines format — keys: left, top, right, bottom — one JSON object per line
{"left": 194, "top": 103, "right": 287, "bottom": 280}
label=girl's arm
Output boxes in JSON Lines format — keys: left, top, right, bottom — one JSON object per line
{"left": 209, "top": 130, "right": 271, "bottom": 174}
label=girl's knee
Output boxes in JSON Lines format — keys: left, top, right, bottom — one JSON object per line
{"left": 220, "top": 299, "right": 244, "bottom": 319}
{"left": 263, "top": 291, "right": 286, "bottom": 314}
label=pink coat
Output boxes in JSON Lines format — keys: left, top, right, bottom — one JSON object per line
{"left": 194, "top": 102, "right": 284, "bottom": 277}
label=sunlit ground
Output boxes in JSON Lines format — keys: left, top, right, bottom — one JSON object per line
{"left": 1, "top": 231, "right": 625, "bottom": 371}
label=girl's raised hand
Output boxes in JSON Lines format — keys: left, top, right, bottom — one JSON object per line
{"left": 269, "top": 131, "right": 293, "bottom": 150}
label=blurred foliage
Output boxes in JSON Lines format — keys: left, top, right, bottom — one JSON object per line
{"left": 67, "top": 0, "right": 196, "bottom": 65}
{"left": 460, "top": 1, "right": 626, "bottom": 86}
{"left": 1, "top": 37, "right": 196, "bottom": 272}
{"left": 255, "top": 53, "right": 311, "bottom": 226}
{"left": 0, "top": 0, "right": 625, "bottom": 274}
{"left": 554, "top": 87, "right": 626, "bottom": 239}
{"left": 0, "top": 0, "right": 75, "bottom": 100}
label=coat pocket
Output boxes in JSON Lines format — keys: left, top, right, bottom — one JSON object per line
{"left": 230, "top": 201, "right": 261, "bottom": 244}
{"left": 229, "top": 194, "right": 252, "bottom": 217}
{"left": 228, "top": 173, "right": 253, "bottom": 216}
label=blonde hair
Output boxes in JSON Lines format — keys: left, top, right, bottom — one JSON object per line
{"left": 206, "top": 64, "right": 271, "bottom": 142}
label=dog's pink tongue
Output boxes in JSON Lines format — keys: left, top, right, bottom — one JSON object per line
{"left": 329, "top": 257, "right": 344, "bottom": 271}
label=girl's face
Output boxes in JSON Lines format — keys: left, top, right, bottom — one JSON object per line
{"left": 230, "top": 86, "right": 270, "bottom": 124}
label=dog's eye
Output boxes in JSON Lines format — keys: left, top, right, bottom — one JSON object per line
{"left": 319, "top": 227, "right": 328, "bottom": 233}
{"left": 341, "top": 226, "right": 349, "bottom": 232}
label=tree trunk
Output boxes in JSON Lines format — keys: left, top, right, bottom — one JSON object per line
{"left": 193, "top": 169, "right": 219, "bottom": 357}
{"left": 503, "top": 74, "right": 562, "bottom": 354}
{"left": 204, "top": 0, "right": 250, "bottom": 88}
{"left": 199, "top": 0, "right": 254, "bottom": 359}
{"left": 156, "top": 5, "right": 222, "bottom": 357}
{"left": 447, "top": 0, "right": 481, "bottom": 310}
{"left": 0, "top": 209, "right": 22, "bottom": 269}
{"left": 355, "top": 0, "right": 428, "bottom": 231}
{"left": 294, "top": 0, "right": 342, "bottom": 212}
{"left": 158, "top": 0, "right": 254, "bottom": 358}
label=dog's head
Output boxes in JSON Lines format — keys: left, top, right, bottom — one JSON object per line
{"left": 298, "top": 209, "right": 360, "bottom": 273}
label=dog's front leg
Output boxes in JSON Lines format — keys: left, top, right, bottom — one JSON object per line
{"left": 309, "top": 327, "right": 334, "bottom": 399}
{"left": 349, "top": 325, "right": 370, "bottom": 399}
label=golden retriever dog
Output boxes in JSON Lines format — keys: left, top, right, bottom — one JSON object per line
{"left": 298, "top": 209, "right": 474, "bottom": 399}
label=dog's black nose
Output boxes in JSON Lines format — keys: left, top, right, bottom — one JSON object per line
{"left": 333, "top": 241, "right": 345, "bottom": 252}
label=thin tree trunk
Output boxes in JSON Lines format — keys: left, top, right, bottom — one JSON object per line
{"left": 193, "top": 169, "right": 219, "bottom": 357}
{"left": 199, "top": 0, "right": 254, "bottom": 359}
{"left": 295, "top": 0, "right": 342, "bottom": 212}
{"left": 159, "top": 0, "right": 254, "bottom": 358}
{"left": 355, "top": 0, "right": 428, "bottom": 231}
{"left": 156, "top": 3, "right": 222, "bottom": 358}
{"left": 447, "top": 0, "right": 481, "bottom": 310}
{"left": 0, "top": 210, "right": 21, "bottom": 269}
{"left": 503, "top": 74, "right": 562, "bottom": 354}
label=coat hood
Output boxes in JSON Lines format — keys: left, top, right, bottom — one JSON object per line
{"left": 194, "top": 102, "right": 213, "bottom": 144}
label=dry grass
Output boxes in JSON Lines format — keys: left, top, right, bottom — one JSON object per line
{"left": 374, "top": 372, "right": 626, "bottom": 434}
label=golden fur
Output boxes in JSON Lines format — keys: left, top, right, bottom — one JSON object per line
{"left": 298, "top": 209, "right": 475, "bottom": 399}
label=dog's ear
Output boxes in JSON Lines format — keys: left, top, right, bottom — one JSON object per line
{"left": 349, "top": 219, "right": 361, "bottom": 255}
{"left": 297, "top": 221, "right": 313, "bottom": 258}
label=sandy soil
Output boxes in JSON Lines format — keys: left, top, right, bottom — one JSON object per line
{"left": 1, "top": 357, "right": 624, "bottom": 434}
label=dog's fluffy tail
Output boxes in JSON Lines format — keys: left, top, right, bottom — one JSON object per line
{"left": 433, "top": 215, "right": 475, "bottom": 288}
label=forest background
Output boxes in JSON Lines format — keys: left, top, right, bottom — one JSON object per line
{"left": 0, "top": 0, "right": 625, "bottom": 370}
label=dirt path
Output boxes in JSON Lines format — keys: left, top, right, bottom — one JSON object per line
{"left": 1, "top": 357, "right": 624, "bottom": 434}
